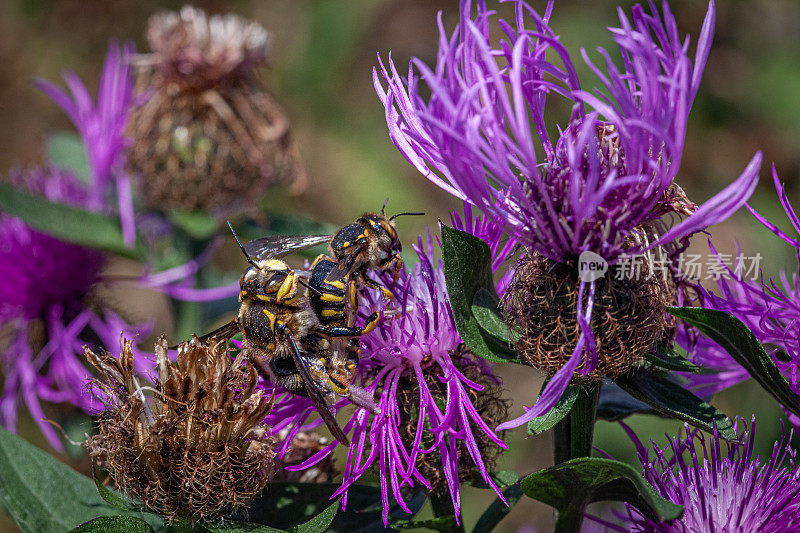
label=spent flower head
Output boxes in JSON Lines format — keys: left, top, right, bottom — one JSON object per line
{"left": 376, "top": 0, "right": 761, "bottom": 428}
{"left": 617, "top": 419, "right": 800, "bottom": 532}
{"left": 84, "top": 336, "right": 276, "bottom": 521}
{"left": 128, "top": 5, "right": 305, "bottom": 215}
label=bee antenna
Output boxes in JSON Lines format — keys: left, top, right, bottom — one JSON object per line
{"left": 390, "top": 211, "right": 426, "bottom": 221}
{"left": 297, "top": 278, "right": 323, "bottom": 295}
{"left": 228, "top": 220, "right": 259, "bottom": 269}
{"left": 381, "top": 197, "right": 390, "bottom": 217}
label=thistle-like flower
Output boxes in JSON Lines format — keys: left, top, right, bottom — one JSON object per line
{"left": 265, "top": 223, "right": 510, "bottom": 525}
{"left": 375, "top": 0, "right": 761, "bottom": 428}
{"left": 84, "top": 336, "right": 276, "bottom": 521}
{"left": 127, "top": 5, "right": 305, "bottom": 215}
{"left": 686, "top": 167, "right": 800, "bottom": 395}
{"left": 0, "top": 167, "right": 145, "bottom": 450}
{"left": 616, "top": 419, "right": 800, "bottom": 532}
{"left": 35, "top": 42, "right": 138, "bottom": 245}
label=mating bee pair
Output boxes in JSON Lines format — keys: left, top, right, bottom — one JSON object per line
{"left": 198, "top": 209, "right": 421, "bottom": 444}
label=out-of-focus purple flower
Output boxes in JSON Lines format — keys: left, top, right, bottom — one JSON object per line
{"left": 687, "top": 166, "right": 800, "bottom": 395}
{"left": 0, "top": 167, "right": 148, "bottom": 450}
{"left": 376, "top": 0, "right": 761, "bottom": 429}
{"left": 35, "top": 42, "right": 138, "bottom": 245}
{"left": 263, "top": 227, "right": 508, "bottom": 525}
{"left": 617, "top": 419, "right": 800, "bottom": 532}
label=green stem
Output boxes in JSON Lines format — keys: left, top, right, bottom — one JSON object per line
{"left": 429, "top": 491, "right": 466, "bottom": 533}
{"left": 552, "top": 383, "right": 601, "bottom": 532}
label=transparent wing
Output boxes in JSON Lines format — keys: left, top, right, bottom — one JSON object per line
{"left": 243, "top": 235, "right": 332, "bottom": 260}
{"left": 287, "top": 335, "right": 350, "bottom": 446}
{"left": 324, "top": 247, "right": 364, "bottom": 282}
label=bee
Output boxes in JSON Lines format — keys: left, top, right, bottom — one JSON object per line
{"left": 325, "top": 204, "right": 424, "bottom": 299}
{"left": 199, "top": 225, "right": 378, "bottom": 445}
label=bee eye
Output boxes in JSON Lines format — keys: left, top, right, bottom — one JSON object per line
{"left": 266, "top": 273, "right": 286, "bottom": 288}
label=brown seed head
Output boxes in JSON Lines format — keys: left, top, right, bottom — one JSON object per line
{"left": 84, "top": 335, "right": 276, "bottom": 522}
{"left": 127, "top": 7, "right": 306, "bottom": 215}
{"left": 503, "top": 250, "right": 670, "bottom": 384}
{"left": 272, "top": 430, "right": 339, "bottom": 484}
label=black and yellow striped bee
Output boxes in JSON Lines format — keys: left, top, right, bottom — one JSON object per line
{"left": 325, "top": 207, "right": 424, "bottom": 298}
{"left": 200, "top": 226, "right": 379, "bottom": 445}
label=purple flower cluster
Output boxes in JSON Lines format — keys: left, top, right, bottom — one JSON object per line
{"left": 375, "top": 0, "right": 761, "bottom": 427}
{"left": 616, "top": 419, "right": 800, "bottom": 532}
{"left": 687, "top": 167, "right": 800, "bottom": 395}
{"left": 36, "top": 42, "right": 138, "bottom": 245}
{"left": 263, "top": 219, "right": 509, "bottom": 525}
{"left": 0, "top": 167, "right": 146, "bottom": 450}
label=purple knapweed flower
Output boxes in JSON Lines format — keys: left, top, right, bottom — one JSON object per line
{"left": 686, "top": 166, "right": 800, "bottom": 395}
{"left": 375, "top": 0, "right": 761, "bottom": 429}
{"left": 35, "top": 42, "right": 138, "bottom": 245}
{"left": 616, "top": 419, "right": 800, "bottom": 532}
{"left": 0, "top": 167, "right": 147, "bottom": 450}
{"left": 265, "top": 220, "right": 510, "bottom": 525}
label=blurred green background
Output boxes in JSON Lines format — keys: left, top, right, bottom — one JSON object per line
{"left": 1, "top": 0, "right": 799, "bottom": 531}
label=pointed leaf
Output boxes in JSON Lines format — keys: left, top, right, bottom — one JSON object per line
{"left": 669, "top": 306, "right": 800, "bottom": 416}
{"left": 596, "top": 381, "right": 654, "bottom": 421}
{"left": 520, "top": 458, "right": 683, "bottom": 524}
{"left": 615, "top": 369, "right": 736, "bottom": 440}
{"left": 471, "top": 288, "right": 518, "bottom": 344}
{"left": 168, "top": 211, "right": 220, "bottom": 240}
{"left": 472, "top": 483, "right": 523, "bottom": 533}
{"left": 527, "top": 384, "right": 579, "bottom": 435}
{"left": 0, "top": 428, "right": 163, "bottom": 532}
{"left": 0, "top": 184, "right": 145, "bottom": 260}
{"left": 441, "top": 224, "right": 520, "bottom": 363}
{"left": 643, "top": 344, "right": 703, "bottom": 373}
{"left": 391, "top": 516, "right": 458, "bottom": 532}
{"left": 70, "top": 516, "right": 155, "bottom": 533}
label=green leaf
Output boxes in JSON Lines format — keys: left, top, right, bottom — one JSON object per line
{"left": 669, "top": 306, "right": 800, "bottom": 417}
{"left": 441, "top": 224, "right": 520, "bottom": 363}
{"left": 596, "top": 381, "right": 654, "bottom": 422}
{"left": 526, "top": 384, "right": 579, "bottom": 435}
{"left": 288, "top": 498, "right": 339, "bottom": 533}
{"left": 643, "top": 344, "right": 702, "bottom": 373}
{"left": 552, "top": 385, "right": 600, "bottom": 465}
{"left": 471, "top": 288, "right": 518, "bottom": 344}
{"left": 470, "top": 470, "right": 518, "bottom": 490}
{"left": 472, "top": 483, "right": 524, "bottom": 533}
{"left": 47, "top": 131, "right": 90, "bottom": 184}
{"left": 168, "top": 211, "right": 220, "bottom": 240}
{"left": 0, "top": 184, "right": 145, "bottom": 260}
{"left": 0, "top": 428, "right": 163, "bottom": 532}
{"left": 71, "top": 516, "right": 155, "bottom": 533}
{"left": 615, "top": 369, "right": 736, "bottom": 440}
{"left": 520, "top": 457, "right": 683, "bottom": 530}
{"left": 93, "top": 469, "right": 139, "bottom": 512}
{"left": 391, "top": 516, "right": 458, "bottom": 532}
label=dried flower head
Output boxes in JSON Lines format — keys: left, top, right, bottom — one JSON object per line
{"left": 84, "top": 336, "right": 276, "bottom": 521}
{"left": 128, "top": 5, "right": 305, "bottom": 215}
{"left": 504, "top": 250, "right": 670, "bottom": 383}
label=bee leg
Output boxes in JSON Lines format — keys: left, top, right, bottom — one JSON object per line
{"left": 362, "top": 277, "right": 394, "bottom": 303}
{"left": 391, "top": 255, "right": 403, "bottom": 286}
{"left": 250, "top": 353, "right": 273, "bottom": 384}
{"left": 316, "top": 312, "right": 379, "bottom": 338}
{"left": 286, "top": 334, "right": 350, "bottom": 446}
{"left": 347, "top": 278, "right": 359, "bottom": 321}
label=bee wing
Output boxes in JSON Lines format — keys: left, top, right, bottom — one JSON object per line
{"left": 287, "top": 335, "right": 350, "bottom": 446}
{"left": 170, "top": 320, "right": 240, "bottom": 350}
{"left": 324, "top": 248, "right": 364, "bottom": 282}
{"left": 244, "top": 235, "right": 333, "bottom": 261}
